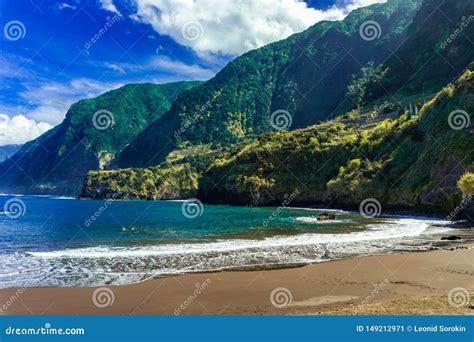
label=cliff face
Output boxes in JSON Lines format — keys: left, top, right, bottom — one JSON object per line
{"left": 198, "top": 68, "right": 473, "bottom": 211}
{"left": 81, "top": 68, "right": 474, "bottom": 218}
{"left": 116, "top": 0, "right": 473, "bottom": 170}
{"left": 0, "top": 81, "right": 201, "bottom": 195}
{"left": 116, "top": 0, "right": 428, "bottom": 168}
{"left": 80, "top": 0, "right": 474, "bottom": 221}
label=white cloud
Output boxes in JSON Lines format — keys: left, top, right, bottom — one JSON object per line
{"left": 341, "top": 0, "right": 386, "bottom": 12}
{"left": 99, "top": 0, "right": 121, "bottom": 15}
{"left": 102, "top": 56, "right": 216, "bottom": 80}
{"left": 127, "top": 0, "right": 386, "bottom": 56}
{"left": 18, "top": 78, "right": 124, "bottom": 125}
{"left": 10, "top": 56, "right": 215, "bottom": 128}
{"left": 57, "top": 2, "right": 77, "bottom": 10}
{"left": 0, "top": 114, "right": 52, "bottom": 146}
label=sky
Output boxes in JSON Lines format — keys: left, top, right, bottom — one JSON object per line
{"left": 0, "top": 0, "right": 384, "bottom": 146}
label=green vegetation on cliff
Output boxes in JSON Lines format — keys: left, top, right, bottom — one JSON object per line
{"left": 82, "top": 68, "right": 474, "bottom": 216}
{"left": 117, "top": 0, "right": 430, "bottom": 168}
{"left": 117, "top": 0, "right": 473, "bottom": 170}
{"left": 198, "top": 68, "right": 473, "bottom": 211}
{"left": 0, "top": 81, "right": 201, "bottom": 195}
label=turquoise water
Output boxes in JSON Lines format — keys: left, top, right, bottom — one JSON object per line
{"left": 0, "top": 195, "right": 451, "bottom": 288}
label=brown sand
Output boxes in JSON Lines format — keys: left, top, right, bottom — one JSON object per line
{"left": 1, "top": 247, "right": 473, "bottom": 315}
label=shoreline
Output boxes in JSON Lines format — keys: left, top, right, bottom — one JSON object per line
{"left": 1, "top": 214, "right": 472, "bottom": 290}
{"left": 1, "top": 193, "right": 465, "bottom": 221}
{"left": 1, "top": 245, "right": 473, "bottom": 315}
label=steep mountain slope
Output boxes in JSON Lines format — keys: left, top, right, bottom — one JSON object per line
{"left": 0, "top": 144, "right": 21, "bottom": 162}
{"left": 117, "top": 0, "right": 425, "bottom": 168}
{"left": 198, "top": 67, "right": 473, "bottom": 212}
{"left": 0, "top": 81, "right": 201, "bottom": 195}
{"left": 364, "top": 0, "right": 474, "bottom": 102}
{"left": 82, "top": 67, "right": 474, "bottom": 218}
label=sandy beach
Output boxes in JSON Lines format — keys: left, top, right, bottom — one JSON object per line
{"left": 1, "top": 246, "right": 473, "bottom": 316}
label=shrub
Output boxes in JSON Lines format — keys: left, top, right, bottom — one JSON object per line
{"left": 458, "top": 172, "right": 474, "bottom": 196}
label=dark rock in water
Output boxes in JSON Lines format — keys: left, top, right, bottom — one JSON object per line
{"left": 441, "top": 235, "right": 462, "bottom": 241}
{"left": 318, "top": 212, "right": 336, "bottom": 221}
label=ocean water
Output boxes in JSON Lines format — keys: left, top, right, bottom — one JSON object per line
{"left": 0, "top": 195, "right": 453, "bottom": 288}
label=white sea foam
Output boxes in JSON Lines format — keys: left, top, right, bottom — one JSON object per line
{"left": 1, "top": 217, "right": 455, "bottom": 288}
{"left": 294, "top": 217, "right": 348, "bottom": 224}
{"left": 286, "top": 207, "right": 349, "bottom": 213}
{"left": 29, "top": 218, "right": 444, "bottom": 259}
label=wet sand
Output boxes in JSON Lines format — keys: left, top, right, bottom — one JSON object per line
{"left": 1, "top": 246, "right": 473, "bottom": 315}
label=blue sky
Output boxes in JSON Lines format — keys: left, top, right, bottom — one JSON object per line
{"left": 0, "top": 0, "right": 382, "bottom": 145}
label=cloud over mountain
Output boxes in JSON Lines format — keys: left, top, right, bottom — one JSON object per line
{"left": 0, "top": 114, "right": 52, "bottom": 145}
{"left": 129, "top": 0, "right": 385, "bottom": 56}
